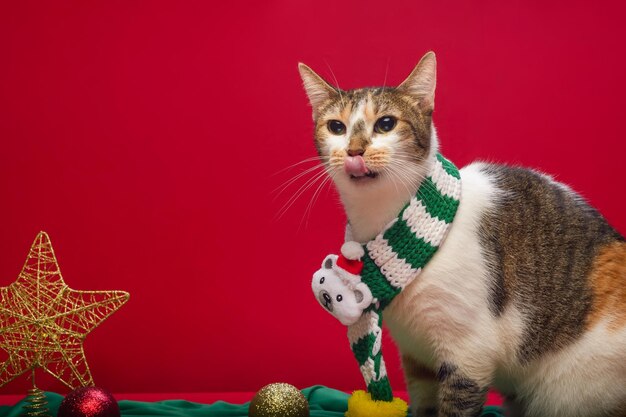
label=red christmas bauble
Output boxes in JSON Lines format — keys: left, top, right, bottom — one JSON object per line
{"left": 58, "top": 387, "right": 121, "bottom": 417}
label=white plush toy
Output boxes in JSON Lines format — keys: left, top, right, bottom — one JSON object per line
{"left": 311, "top": 242, "right": 409, "bottom": 416}
{"left": 311, "top": 243, "right": 373, "bottom": 326}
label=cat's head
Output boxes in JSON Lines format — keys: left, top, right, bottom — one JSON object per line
{"left": 298, "top": 52, "right": 438, "bottom": 192}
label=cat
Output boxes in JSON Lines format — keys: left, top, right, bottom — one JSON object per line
{"left": 298, "top": 51, "right": 626, "bottom": 417}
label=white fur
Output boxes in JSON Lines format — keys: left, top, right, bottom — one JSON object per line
{"left": 332, "top": 134, "right": 626, "bottom": 415}
{"left": 496, "top": 321, "right": 626, "bottom": 417}
{"left": 370, "top": 130, "right": 402, "bottom": 151}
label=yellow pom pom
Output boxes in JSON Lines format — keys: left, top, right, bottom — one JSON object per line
{"left": 345, "top": 390, "right": 408, "bottom": 417}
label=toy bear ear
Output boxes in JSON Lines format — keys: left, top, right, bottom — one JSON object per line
{"left": 354, "top": 282, "right": 373, "bottom": 308}
{"left": 322, "top": 254, "right": 337, "bottom": 269}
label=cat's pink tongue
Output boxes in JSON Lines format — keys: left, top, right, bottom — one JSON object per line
{"left": 344, "top": 156, "right": 368, "bottom": 176}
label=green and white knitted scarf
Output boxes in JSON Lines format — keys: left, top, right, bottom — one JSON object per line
{"left": 347, "top": 153, "right": 461, "bottom": 402}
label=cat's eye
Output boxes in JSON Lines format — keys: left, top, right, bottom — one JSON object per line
{"left": 327, "top": 120, "right": 346, "bottom": 135}
{"left": 374, "top": 116, "right": 397, "bottom": 134}
{"left": 320, "top": 277, "right": 325, "bottom": 284}
{"left": 336, "top": 295, "right": 343, "bottom": 302}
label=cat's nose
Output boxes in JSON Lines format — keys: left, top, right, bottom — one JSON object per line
{"left": 347, "top": 149, "right": 364, "bottom": 157}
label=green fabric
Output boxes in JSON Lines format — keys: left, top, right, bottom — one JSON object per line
{"left": 359, "top": 255, "right": 399, "bottom": 307}
{"left": 383, "top": 218, "right": 438, "bottom": 272}
{"left": 436, "top": 153, "right": 461, "bottom": 179}
{"left": 0, "top": 386, "right": 504, "bottom": 416}
{"left": 415, "top": 179, "right": 460, "bottom": 223}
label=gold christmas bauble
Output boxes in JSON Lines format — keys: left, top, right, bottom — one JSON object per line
{"left": 249, "top": 383, "right": 309, "bottom": 417}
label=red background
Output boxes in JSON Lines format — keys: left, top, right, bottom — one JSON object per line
{"left": 0, "top": 1, "right": 625, "bottom": 395}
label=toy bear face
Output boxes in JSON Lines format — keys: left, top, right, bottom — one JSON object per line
{"left": 311, "top": 255, "right": 373, "bottom": 326}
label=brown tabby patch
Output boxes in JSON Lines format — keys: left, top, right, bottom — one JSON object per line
{"left": 586, "top": 241, "right": 626, "bottom": 331}
{"left": 478, "top": 165, "right": 624, "bottom": 362}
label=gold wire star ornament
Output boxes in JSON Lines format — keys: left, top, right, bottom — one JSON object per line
{"left": 0, "top": 231, "right": 129, "bottom": 390}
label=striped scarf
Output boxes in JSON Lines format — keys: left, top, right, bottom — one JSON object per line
{"left": 348, "top": 153, "right": 461, "bottom": 402}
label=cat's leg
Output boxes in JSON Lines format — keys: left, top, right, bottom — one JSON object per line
{"left": 436, "top": 361, "right": 490, "bottom": 417}
{"left": 402, "top": 355, "right": 439, "bottom": 416}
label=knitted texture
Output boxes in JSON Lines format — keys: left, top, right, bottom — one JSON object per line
{"left": 348, "top": 153, "right": 461, "bottom": 402}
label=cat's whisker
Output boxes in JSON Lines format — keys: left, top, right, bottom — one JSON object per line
{"left": 389, "top": 159, "right": 442, "bottom": 196}
{"left": 382, "top": 56, "right": 391, "bottom": 89}
{"left": 304, "top": 169, "right": 335, "bottom": 218}
{"left": 382, "top": 166, "right": 400, "bottom": 195}
{"left": 385, "top": 164, "right": 414, "bottom": 198}
{"left": 323, "top": 59, "right": 346, "bottom": 109}
{"left": 389, "top": 167, "right": 420, "bottom": 199}
{"left": 275, "top": 168, "right": 331, "bottom": 220}
{"left": 390, "top": 150, "right": 426, "bottom": 160}
{"left": 387, "top": 158, "right": 423, "bottom": 178}
{"left": 279, "top": 166, "right": 328, "bottom": 200}
{"left": 387, "top": 162, "right": 427, "bottom": 200}
{"left": 300, "top": 168, "right": 338, "bottom": 230}
{"left": 280, "top": 167, "right": 330, "bottom": 208}
{"left": 386, "top": 161, "right": 414, "bottom": 186}
{"left": 272, "top": 163, "right": 327, "bottom": 198}
{"left": 393, "top": 168, "right": 426, "bottom": 189}
{"left": 385, "top": 166, "right": 412, "bottom": 199}
{"left": 276, "top": 180, "right": 326, "bottom": 221}
{"left": 272, "top": 156, "right": 324, "bottom": 176}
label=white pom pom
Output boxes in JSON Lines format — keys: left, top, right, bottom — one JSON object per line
{"left": 341, "top": 241, "right": 365, "bottom": 260}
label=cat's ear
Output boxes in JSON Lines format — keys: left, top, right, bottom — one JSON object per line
{"left": 298, "top": 63, "right": 339, "bottom": 119}
{"left": 397, "top": 51, "right": 437, "bottom": 113}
